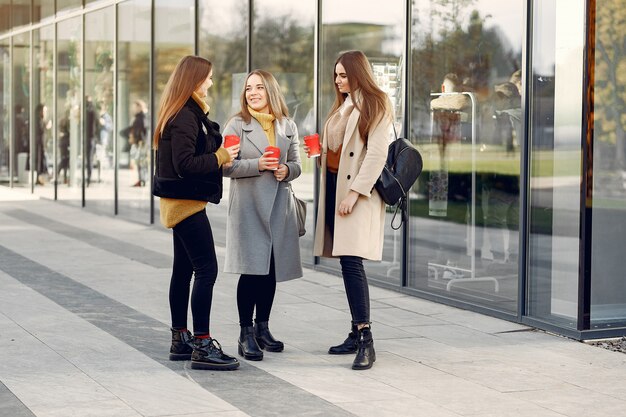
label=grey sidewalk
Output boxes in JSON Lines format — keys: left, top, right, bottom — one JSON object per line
{"left": 0, "top": 187, "right": 625, "bottom": 417}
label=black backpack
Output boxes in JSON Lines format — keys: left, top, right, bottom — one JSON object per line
{"left": 374, "top": 126, "right": 423, "bottom": 229}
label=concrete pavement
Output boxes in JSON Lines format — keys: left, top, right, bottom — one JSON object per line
{"left": 0, "top": 186, "right": 625, "bottom": 417}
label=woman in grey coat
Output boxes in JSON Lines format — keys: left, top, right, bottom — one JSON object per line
{"left": 222, "top": 69, "right": 303, "bottom": 361}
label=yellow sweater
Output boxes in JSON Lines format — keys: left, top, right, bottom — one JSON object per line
{"left": 160, "top": 93, "right": 230, "bottom": 228}
{"left": 248, "top": 106, "right": 276, "bottom": 146}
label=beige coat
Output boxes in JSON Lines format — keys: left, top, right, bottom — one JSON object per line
{"left": 313, "top": 100, "right": 391, "bottom": 260}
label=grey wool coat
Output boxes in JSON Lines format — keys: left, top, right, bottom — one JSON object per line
{"left": 222, "top": 116, "right": 303, "bottom": 281}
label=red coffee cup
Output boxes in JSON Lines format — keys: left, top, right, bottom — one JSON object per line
{"left": 265, "top": 146, "right": 280, "bottom": 170}
{"left": 304, "top": 133, "right": 320, "bottom": 158}
{"left": 223, "top": 134, "right": 240, "bottom": 148}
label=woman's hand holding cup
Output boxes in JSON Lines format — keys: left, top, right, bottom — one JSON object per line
{"left": 258, "top": 151, "right": 279, "bottom": 171}
{"left": 303, "top": 133, "right": 320, "bottom": 158}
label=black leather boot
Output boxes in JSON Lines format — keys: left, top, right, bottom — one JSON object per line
{"left": 190, "top": 337, "right": 240, "bottom": 370}
{"left": 328, "top": 324, "right": 358, "bottom": 355}
{"left": 352, "top": 327, "right": 375, "bottom": 370}
{"left": 169, "top": 328, "right": 194, "bottom": 361}
{"left": 254, "top": 321, "right": 284, "bottom": 352}
{"left": 238, "top": 326, "right": 263, "bottom": 360}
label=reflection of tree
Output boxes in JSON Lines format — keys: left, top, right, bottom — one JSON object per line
{"left": 411, "top": 0, "right": 518, "bottom": 141}
{"left": 594, "top": 0, "right": 626, "bottom": 170}
{"left": 321, "top": 22, "right": 398, "bottom": 117}
{"left": 253, "top": 14, "right": 314, "bottom": 129}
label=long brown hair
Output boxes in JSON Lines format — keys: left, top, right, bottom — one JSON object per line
{"left": 237, "top": 69, "right": 289, "bottom": 123}
{"left": 153, "top": 55, "right": 212, "bottom": 148}
{"left": 328, "top": 50, "right": 391, "bottom": 143}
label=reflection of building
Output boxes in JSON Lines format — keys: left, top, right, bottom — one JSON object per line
{"left": 1, "top": 0, "right": 625, "bottom": 341}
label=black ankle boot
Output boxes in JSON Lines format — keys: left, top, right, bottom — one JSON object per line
{"left": 328, "top": 324, "right": 358, "bottom": 355}
{"left": 352, "top": 327, "right": 375, "bottom": 370}
{"left": 169, "top": 328, "right": 194, "bottom": 361}
{"left": 254, "top": 321, "right": 284, "bottom": 352}
{"left": 238, "top": 326, "right": 263, "bottom": 360}
{"left": 190, "top": 337, "right": 239, "bottom": 370}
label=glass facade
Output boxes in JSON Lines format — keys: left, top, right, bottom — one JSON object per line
{"left": 527, "top": 0, "right": 584, "bottom": 329}
{"left": 84, "top": 7, "right": 114, "bottom": 213}
{"left": 0, "top": 0, "right": 624, "bottom": 339}
{"left": 409, "top": 0, "right": 524, "bottom": 313}
{"left": 590, "top": 0, "right": 626, "bottom": 328}
{"left": 32, "top": 24, "right": 54, "bottom": 199}
{"left": 319, "top": 0, "right": 406, "bottom": 284}
{"left": 117, "top": 0, "right": 151, "bottom": 221}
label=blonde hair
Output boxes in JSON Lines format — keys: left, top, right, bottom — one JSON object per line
{"left": 153, "top": 55, "right": 212, "bottom": 148}
{"left": 329, "top": 50, "right": 391, "bottom": 144}
{"left": 238, "top": 69, "right": 289, "bottom": 123}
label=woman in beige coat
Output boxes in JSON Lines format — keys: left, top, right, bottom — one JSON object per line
{"left": 305, "top": 50, "right": 391, "bottom": 370}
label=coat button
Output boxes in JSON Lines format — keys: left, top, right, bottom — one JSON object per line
{"left": 347, "top": 175, "right": 351, "bottom": 180}
{"left": 349, "top": 152, "right": 354, "bottom": 157}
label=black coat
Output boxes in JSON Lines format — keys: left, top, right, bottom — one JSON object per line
{"left": 153, "top": 98, "right": 224, "bottom": 203}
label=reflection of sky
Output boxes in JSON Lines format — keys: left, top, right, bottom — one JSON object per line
{"left": 323, "top": 0, "right": 404, "bottom": 25}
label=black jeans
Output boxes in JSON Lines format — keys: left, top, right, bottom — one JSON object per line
{"left": 326, "top": 171, "right": 371, "bottom": 325}
{"left": 170, "top": 210, "right": 218, "bottom": 336}
{"left": 237, "top": 252, "right": 277, "bottom": 327}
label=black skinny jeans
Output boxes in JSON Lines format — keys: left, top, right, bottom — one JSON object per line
{"left": 237, "top": 253, "right": 277, "bottom": 327}
{"left": 170, "top": 210, "right": 218, "bottom": 336}
{"left": 326, "top": 171, "right": 371, "bottom": 325}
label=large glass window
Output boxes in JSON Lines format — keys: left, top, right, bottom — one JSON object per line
{"left": 117, "top": 0, "right": 151, "bottom": 221}
{"left": 32, "top": 25, "right": 55, "bottom": 200}
{"left": 251, "top": 0, "right": 315, "bottom": 263}
{"left": 0, "top": 1, "right": 10, "bottom": 35}
{"left": 198, "top": 0, "right": 247, "bottom": 244}
{"left": 408, "top": 0, "right": 524, "bottom": 313}
{"left": 527, "top": 0, "right": 584, "bottom": 328}
{"left": 57, "top": 0, "right": 82, "bottom": 15}
{"left": 84, "top": 7, "right": 114, "bottom": 214}
{"left": 56, "top": 16, "right": 83, "bottom": 204}
{"left": 0, "top": 38, "right": 9, "bottom": 182}
{"left": 12, "top": 33, "right": 31, "bottom": 188}
{"left": 12, "top": 0, "right": 32, "bottom": 29}
{"left": 33, "top": 0, "right": 55, "bottom": 24}
{"left": 198, "top": 0, "right": 247, "bottom": 126}
{"left": 590, "top": 0, "right": 626, "bottom": 328}
{"left": 320, "top": 0, "right": 406, "bottom": 284}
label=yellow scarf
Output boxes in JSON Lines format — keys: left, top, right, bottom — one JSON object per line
{"left": 192, "top": 92, "right": 210, "bottom": 115}
{"left": 248, "top": 106, "right": 276, "bottom": 147}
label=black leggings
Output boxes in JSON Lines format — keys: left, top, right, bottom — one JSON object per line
{"left": 237, "top": 253, "right": 277, "bottom": 327}
{"left": 326, "top": 170, "right": 371, "bottom": 324}
{"left": 170, "top": 210, "right": 218, "bottom": 336}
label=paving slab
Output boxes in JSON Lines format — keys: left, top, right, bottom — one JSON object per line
{"left": 1, "top": 187, "right": 626, "bottom": 417}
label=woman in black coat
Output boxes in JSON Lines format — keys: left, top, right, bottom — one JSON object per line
{"left": 153, "top": 55, "right": 240, "bottom": 371}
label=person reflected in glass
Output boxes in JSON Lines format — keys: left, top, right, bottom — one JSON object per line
{"left": 304, "top": 50, "right": 392, "bottom": 370}
{"left": 121, "top": 99, "right": 148, "bottom": 187}
{"left": 57, "top": 107, "right": 71, "bottom": 185}
{"left": 13, "top": 104, "right": 28, "bottom": 178}
{"left": 34, "top": 104, "right": 52, "bottom": 185}
{"left": 153, "top": 55, "right": 240, "bottom": 371}
{"left": 85, "top": 97, "right": 98, "bottom": 186}
{"left": 222, "top": 70, "right": 303, "bottom": 361}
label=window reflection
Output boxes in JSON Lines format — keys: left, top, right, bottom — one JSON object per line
{"left": 84, "top": 7, "right": 115, "bottom": 214}
{"left": 118, "top": 0, "right": 152, "bottom": 221}
{"left": 0, "top": 40, "right": 8, "bottom": 182}
{"left": 12, "top": 33, "right": 31, "bottom": 188}
{"left": 527, "top": 0, "right": 584, "bottom": 328}
{"left": 33, "top": 26, "right": 55, "bottom": 199}
{"left": 409, "top": 0, "right": 524, "bottom": 313}
{"left": 320, "top": 0, "right": 405, "bottom": 284}
{"left": 590, "top": 0, "right": 626, "bottom": 328}
{"left": 56, "top": 17, "right": 82, "bottom": 204}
